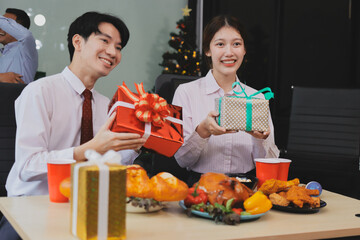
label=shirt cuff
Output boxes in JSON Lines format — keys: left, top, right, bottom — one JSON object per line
{"left": 183, "top": 131, "right": 209, "bottom": 152}
{"left": 20, "top": 147, "right": 75, "bottom": 182}
{"left": 119, "top": 150, "right": 140, "bottom": 165}
{"left": 255, "top": 136, "right": 279, "bottom": 158}
{"left": 174, "top": 131, "right": 209, "bottom": 168}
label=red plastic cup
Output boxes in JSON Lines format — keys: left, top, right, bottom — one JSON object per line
{"left": 277, "top": 158, "right": 292, "bottom": 181}
{"left": 47, "top": 159, "right": 75, "bottom": 203}
{"left": 255, "top": 158, "right": 280, "bottom": 188}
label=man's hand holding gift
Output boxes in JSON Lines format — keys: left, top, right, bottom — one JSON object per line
{"left": 108, "top": 82, "right": 184, "bottom": 157}
{"left": 74, "top": 112, "right": 147, "bottom": 161}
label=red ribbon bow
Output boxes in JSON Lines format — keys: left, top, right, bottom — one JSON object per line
{"left": 120, "top": 82, "right": 170, "bottom": 127}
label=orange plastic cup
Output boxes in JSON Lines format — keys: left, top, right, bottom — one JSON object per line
{"left": 255, "top": 158, "right": 280, "bottom": 188}
{"left": 47, "top": 159, "right": 76, "bottom": 203}
{"left": 277, "top": 158, "right": 292, "bottom": 181}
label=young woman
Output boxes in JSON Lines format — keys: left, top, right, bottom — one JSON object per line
{"left": 172, "top": 15, "right": 279, "bottom": 186}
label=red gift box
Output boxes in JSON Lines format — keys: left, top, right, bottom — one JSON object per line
{"left": 108, "top": 82, "right": 183, "bottom": 157}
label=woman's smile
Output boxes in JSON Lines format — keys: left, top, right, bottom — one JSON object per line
{"left": 221, "top": 59, "right": 237, "bottom": 67}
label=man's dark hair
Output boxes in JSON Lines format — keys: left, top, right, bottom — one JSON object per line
{"left": 67, "top": 11, "right": 130, "bottom": 61}
{"left": 6, "top": 8, "right": 31, "bottom": 29}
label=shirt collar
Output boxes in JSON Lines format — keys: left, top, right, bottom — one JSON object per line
{"left": 62, "top": 66, "right": 95, "bottom": 99}
{"left": 205, "top": 70, "right": 243, "bottom": 96}
{"left": 1, "top": 41, "right": 18, "bottom": 54}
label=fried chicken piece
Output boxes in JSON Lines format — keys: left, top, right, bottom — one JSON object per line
{"left": 278, "top": 191, "right": 287, "bottom": 198}
{"left": 311, "top": 196, "right": 321, "bottom": 207}
{"left": 286, "top": 186, "right": 320, "bottom": 208}
{"left": 259, "top": 178, "right": 300, "bottom": 195}
{"left": 305, "top": 188, "right": 320, "bottom": 196}
{"left": 269, "top": 193, "right": 290, "bottom": 206}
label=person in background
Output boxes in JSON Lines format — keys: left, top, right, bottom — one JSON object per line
{"left": 172, "top": 15, "right": 279, "bottom": 187}
{"left": 0, "top": 11, "right": 146, "bottom": 239}
{"left": 0, "top": 8, "right": 38, "bottom": 84}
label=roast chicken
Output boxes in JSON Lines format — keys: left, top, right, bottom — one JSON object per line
{"left": 126, "top": 165, "right": 153, "bottom": 199}
{"left": 197, "top": 172, "right": 253, "bottom": 206}
{"left": 126, "top": 165, "right": 188, "bottom": 201}
{"left": 150, "top": 172, "right": 188, "bottom": 202}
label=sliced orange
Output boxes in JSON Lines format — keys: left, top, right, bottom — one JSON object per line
{"left": 59, "top": 177, "right": 71, "bottom": 199}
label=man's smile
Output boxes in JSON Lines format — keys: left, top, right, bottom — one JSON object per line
{"left": 99, "top": 57, "right": 113, "bottom": 66}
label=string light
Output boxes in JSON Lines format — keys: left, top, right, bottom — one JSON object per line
{"left": 161, "top": 7, "right": 201, "bottom": 76}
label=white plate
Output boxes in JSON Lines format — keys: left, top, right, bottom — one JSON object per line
{"left": 126, "top": 202, "right": 165, "bottom": 213}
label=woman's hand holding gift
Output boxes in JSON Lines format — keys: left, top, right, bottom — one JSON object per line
{"left": 196, "top": 111, "right": 226, "bottom": 138}
{"left": 246, "top": 130, "right": 270, "bottom": 140}
{"left": 196, "top": 110, "right": 239, "bottom": 139}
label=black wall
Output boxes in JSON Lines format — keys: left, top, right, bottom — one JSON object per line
{"left": 194, "top": 0, "right": 360, "bottom": 150}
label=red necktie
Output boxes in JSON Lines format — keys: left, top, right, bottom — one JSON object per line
{"left": 80, "top": 89, "right": 93, "bottom": 144}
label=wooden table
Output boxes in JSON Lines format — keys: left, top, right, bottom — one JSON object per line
{"left": 1, "top": 190, "right": 360, "bottom": 240}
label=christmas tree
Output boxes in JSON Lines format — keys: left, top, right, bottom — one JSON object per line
{"left": 159, "top": 5, "right": 201, "bottom": 76}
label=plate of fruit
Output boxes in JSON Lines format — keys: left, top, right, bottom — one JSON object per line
{"left": 180, "top": 173, "right": 272, "bottom": 225}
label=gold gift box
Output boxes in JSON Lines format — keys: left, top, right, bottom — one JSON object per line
{"left": 71, "top": 163, "right": 126, "bottom": 240}
{"left": 216, "top": 97, "right": 270, "bottom": 132}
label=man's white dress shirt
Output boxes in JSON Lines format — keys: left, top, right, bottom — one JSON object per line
{"left": 6, "top": 67, "right": 138, "bottom": 196}
{"left": 0, "top": 16, "right": 38, "bottom": 84}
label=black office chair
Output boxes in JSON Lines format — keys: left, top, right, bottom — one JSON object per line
{"left": 140, "top": 74, "right": 198, "bottom": 182}
{"left": 0, "top": 83, "right": 26, "bottom": 197}
{"left": 34, "top": 71, "right": 46, "bottom": 80}
{"left": 155, "top": 74, "right": 199, "bottom": 104}
{"left": 284, "top": 87, "right": 360, "bottom": 199}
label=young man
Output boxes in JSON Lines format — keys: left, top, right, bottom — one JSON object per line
{"left": 0, "top": 12, "right": 146, "bottom": 239}
{"left": 0, "top": 8, "right": 38, "bottom": 84}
